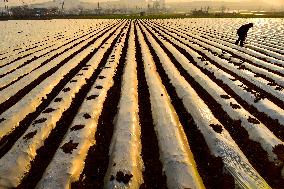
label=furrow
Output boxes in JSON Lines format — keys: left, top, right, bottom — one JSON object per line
{"left": 0, "top": 22, "right": 112, "bottom": 79}
{"left": 141, "top": 21, "right": 284, "bottom": 187}
{"left": 154, "top": 21, "right": 284, "bottom": 87}
{"left": 171, "top": 27, "right": 284, "bottom": 88}
{"left": 145, "top": 21, "right": 284, "bottom": 141}
{"left": 104, "top": 23, "right": 143, "bottom": 189}
{"left": 182, "top": 22, "right": 284, "bottom": 65}
{"left": 0, "top": 29, "right": 72, "bottom": 66}
{"left": 137, "top": 23, "right": 205, "bottom": 189}
{"left": 70, "top": 22, "right": 130, "bottom": 189}
{"left": 139, "top": 20, "right": 272, "bottom": 189}
{"left": 190, "top": 26, "right": 284, "bottom": 68}
{"left": 0, "top": 21, "right": 126, "bottom": 146}
{"left": 0, "top": 22, "right": 127, "bottom": 189}
{"left": 0, "top": 22, "right": 115, "bottom": 91}
{"left": 246, "top": 44, "right": 284, "bottom": 61}
{"left": 149, "top": 21, "right": 284, "bottom": 113}
{"left": 133, "top": 22, "right": 168, "bottom": 189}
{"left": 137, "top": 21, "right": 235, "bottom": 189}
{"left": 198, "top": 24, "right": 284, "bottom": 58}
{"left": 0, "top": 22, "right": 106, "bottom": 64}
{"left": 247, "top": 39, "right": 284, "bottom": 55}
{"left": 208, "top": 28, "right": 284, "bottom": 61}
{"left": 0, "top": 21, "right": 123, "bottom": 115}
{"left": 164, "top": 21, "right": 284, "bottom": 72}
{"left": 0, "top": 18, "right": 283, "bottom": 189}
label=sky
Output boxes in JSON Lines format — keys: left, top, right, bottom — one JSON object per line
{"left": 2, "top": 0, "right": 284, "bottom": 6}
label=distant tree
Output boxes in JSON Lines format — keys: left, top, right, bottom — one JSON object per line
{"left": 220, "top": 5, "right": 226, "bottom": 13}
{"left": 205, "top": 6, "right": 210, "bottom": 13}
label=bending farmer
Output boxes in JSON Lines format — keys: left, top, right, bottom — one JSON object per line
{"left": 235, "top": 23, "right": 253, "bottom": 47}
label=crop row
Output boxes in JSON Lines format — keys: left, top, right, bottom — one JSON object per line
{"left": 0, "top": 19, "right": 283, "bottom": 189}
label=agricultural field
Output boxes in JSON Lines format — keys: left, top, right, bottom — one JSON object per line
{"left": 0, "top": 18, "right": 283, "bottom": 189}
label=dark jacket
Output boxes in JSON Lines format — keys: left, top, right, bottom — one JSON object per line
{"left": 237, "top": 23, "right": 253, "bottom": 36}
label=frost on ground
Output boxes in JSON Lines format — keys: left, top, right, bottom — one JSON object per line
{"left": 0, "top": 18, "right": 283, "bottom": 189}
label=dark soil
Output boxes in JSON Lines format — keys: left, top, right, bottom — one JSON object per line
{"left": 16, "top": 22, "right": 128, "bottom": 189}
{"left": 0, "top": 23, "right": 114, "bottom": 91}
{"left": 248, "top": 116, "right": 260, "bottom": 124}
{"left": 201, "top": 29, "right": 284, "bottom": 70}
{"left": 0, "top": 22, "right": 118, "bottom": 110}
{"left": 70, "top": 125, "right": 85, "bottom": 131}
{"left": 71, "top": 22, "right": 130, "bottom": 189}
{"left": 155, "top": 22, "right": 284, "bottom": 109}
{"left": 139, "top": 22, "right": 234, "bottom": 189}
{"left": 209, "top": 124, "right": 223, "bottom": 134}
{"left": 110, "top": 171, "right": 133, "bottom": 184}
{"left": 152, "top": 21, "right": 284, "bottom": 141}
{"left": 61, "top": 140, "right": 79, "bottom": 154}
{"left": 86, "top": 95, "right": 98, "bottom": 100}
{"left": 135, "top": 23, "right": 168, "bottom": 189}
{"left": 145, "top": 21, "right": 284, "bottom": 188}
{"left": 0, "top": 22, "right": 117, "bottom": 71}
{"left": 273, "top": 145, "right": 284, "bottom": 162}
{"left": 32, "top": 118, "right": 47, "bottom": 125}
{"left": 23, "top": 131, "right": 37, "bottom": 140}
{"left": 0, "top": 22, "right": 125, "bottom": 159}
{"left": 42, "top": 108, "right": 56, "bottom": 113}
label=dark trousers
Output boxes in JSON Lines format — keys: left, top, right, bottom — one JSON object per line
{"left": 235, "top": 35, "right": 246, "bottom": 47}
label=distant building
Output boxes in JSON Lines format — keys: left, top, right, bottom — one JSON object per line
{"left": 9, "top": 6, "right": 53, "bottom": 17}
{"left": 159, "top": 0, "right": 165, "bottom": 9}
{"left": 148, "top": 0, "right": 165, "bottom": 10}
{"left": 120, "top": 0, "right": 146, "bottom": 9}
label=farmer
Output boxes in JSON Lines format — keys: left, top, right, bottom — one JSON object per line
{"left": 235, "top": 23, "right": 253, "bottom": 47}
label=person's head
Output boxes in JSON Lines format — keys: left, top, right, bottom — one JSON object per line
{"left": 249, "top": 23, "right": 254, "bottom": 27}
